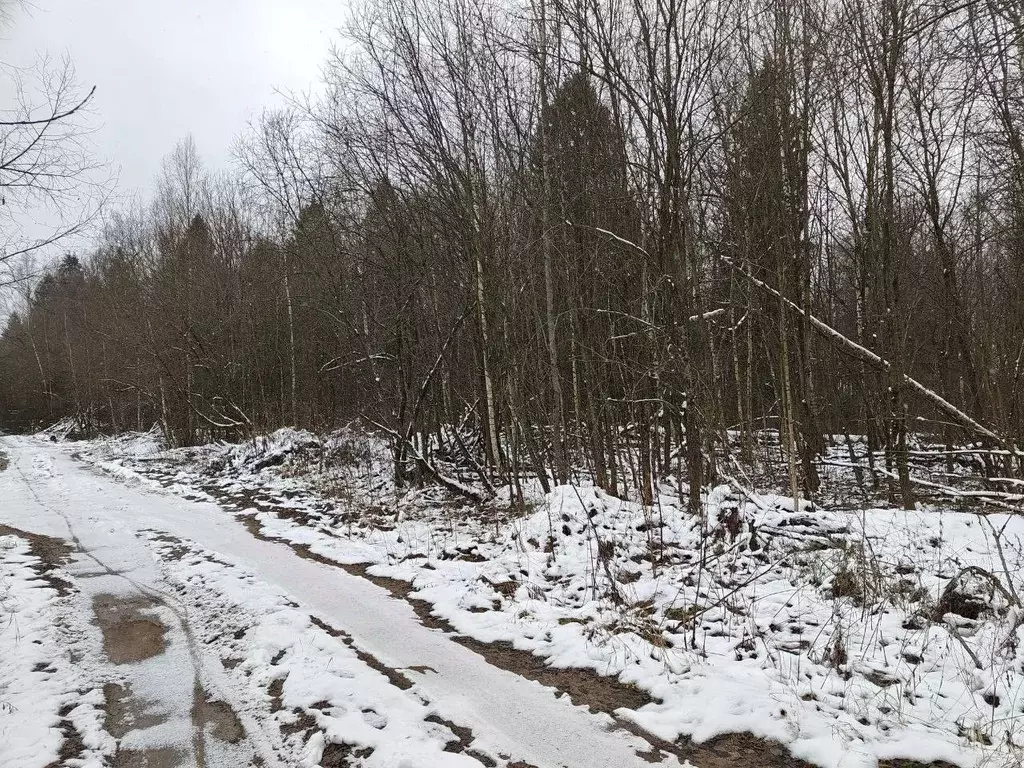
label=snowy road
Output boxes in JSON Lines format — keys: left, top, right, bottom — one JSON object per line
{"left": 0, "top": 436, "right": 683, "bottom": 768}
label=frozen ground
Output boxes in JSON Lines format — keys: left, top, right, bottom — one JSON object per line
{"left": 0, "top": 434, "right": 691, "bottom": 768}
{"left": 4, "top": 428, "right": 1024, "bottom": 767}
{"left": 79, "top": 428, "right": 1024, "bottom": 768}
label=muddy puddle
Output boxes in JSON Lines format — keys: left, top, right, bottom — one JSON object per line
{"left": 93, "top": 595, "right": 168, "bottom": 664}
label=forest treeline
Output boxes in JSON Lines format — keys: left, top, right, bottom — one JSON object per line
{"left": 2, "top": 0, "right": 1023, "bottom": 508}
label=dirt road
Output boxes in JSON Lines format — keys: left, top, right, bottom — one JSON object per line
{"left": 0, "top": 436, "right": 687, "bottom": 768}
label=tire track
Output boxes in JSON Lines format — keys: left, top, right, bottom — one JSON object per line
{"left": 6, "top": 445, "right": 281, "bottom": 768}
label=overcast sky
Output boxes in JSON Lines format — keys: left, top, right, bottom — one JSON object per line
{"left": 5, "top": 0, "right": 340, "bottom": 199}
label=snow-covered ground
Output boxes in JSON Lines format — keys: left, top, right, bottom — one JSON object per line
{"left": 0, "top": 434, "right": 695, "bottom": 768}
{"left": 139, "top": 530, "right": 489, "bottom": 768}
{"left": 74, "top": 427, "right": 1024, "bottom": 768}
{"left": 0, "top": 531, "right": 111, "bottom": 768}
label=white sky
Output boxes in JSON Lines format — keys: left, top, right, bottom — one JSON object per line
{"left": 5, "top": 0, "right": 340, "bottom": 199}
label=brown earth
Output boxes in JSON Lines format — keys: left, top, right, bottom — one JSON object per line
{"left": 103, "top": 682, "right": 188, "bottom": 767}
{"left": 192, "top": 690, "right": 244, "bottom": 745}
{"left": 93, "top": 594, "right": 167, "bottom": 664}
{"left": 42, "top": 702, "right": 89, "bottom": 768}
{"left": 112, "top": 748, "right": 186, "bottom": 768}
{"left": 104, "top": 683, "right": 166, "bottom": 739}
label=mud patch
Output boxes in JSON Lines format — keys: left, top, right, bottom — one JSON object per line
{"left": 319, "top": 740, "right": 373, "bottom": 767}
{"left": 192, "top": 685, "right": 244, "bottom": 744}
{"left": 113, "top": 747, "right": 186, "bottom": 768}
{"left": 425, "top": 712, "right": 473, "bottom": 753}
{"left": 104, "top": 682, "right": 166, "bottom": 739}
{"left": 0, "top": 448, "right": 8, "bottom": 472}
{"left": 0, "top": 523, "right": 75, "bottom": 596}
{"left": 672, "top": 732, "right": 813, "bottom": 768}
{"left": 267, "top": 678, "right": 285, "bottom": 712}
{"left": 146, "top": 532, "right": 192, "bottom": 562}
{"left": 42, "top": 702, "right": 89, "bottom": 768}
{"left": 93, "top": 594, "right": 167, "bottom": 664}
{"left": 280, "top": 708, "right": 317, "bottom": 737}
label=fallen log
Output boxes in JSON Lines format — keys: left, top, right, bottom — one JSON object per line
{"left": 724, "top": 258, "right": 1012, "bottom": 452}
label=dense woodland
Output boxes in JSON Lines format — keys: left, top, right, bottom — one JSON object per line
{"left": 2, "top": 0, "right": 1024, "bottom": 509}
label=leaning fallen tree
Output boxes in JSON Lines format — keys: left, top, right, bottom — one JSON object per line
{"left": 723, "top": 258, "right": 1016, "bottom": 458}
